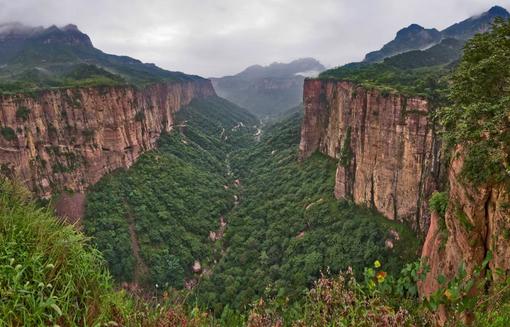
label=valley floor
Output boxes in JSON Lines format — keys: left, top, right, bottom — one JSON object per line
{"left": 84, "top": 96, "right": 420, "bottom": 315}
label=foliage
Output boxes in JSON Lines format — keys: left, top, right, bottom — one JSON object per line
{"left": 319, "top": 61, "right": 451, "bottom": 99}
{"left": 437, "top": 18, "right": 510, "bottom": 185}
{"left": 0, "top": 178, "right": 133, "bottom": 325}
{"left": 193, "top": 112, "right": 420, "bottom": 314}
{"left": 383, "top": 38, "right": 464, "bottom": 70}
{"left": 0, "top": 32, "right": 204, "bottom": 94}
{"left": 0, "top": 127, "right": 16, "bottom": 141}
{"left": 15, "top": 106, "right": 30, "bottom": 121}
{"left": 84, "top": 97, "right": 257, "bottom": 288}
{"left": 429, "top": 191, "right": 449, "bottom": 219}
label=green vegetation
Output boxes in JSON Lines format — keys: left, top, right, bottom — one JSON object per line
{"left": 438, "top": 18, "right": 510, "bottom": 186}
{"left": 192, "top": 111, "right": 420, "bottom": 314}
{"left": 0, "top": 179, "right": 135, "bottom": 325}
{"left": 429, "top": 191, "right": 448, "bottom": 219}
{"left": 15, "top": 106, "right": 31, "bottom": 121}
{"left": 84, "top": 97, "right": 419, "bottom": 318}
{"left": 319, "top": 62, "right": 450, "bottom": 98}
{"left": 1, "top": 178, "right": 509, "bottom": 326}
{"left": 318, "top": 37, "right": 463, "bottom": 99}
{"left": 84, "top": 97, "right": 257, "bottom": 288}
{"left": 0, "top": 28, "right": 204, "bottom": 94}
{"left": 0, "top": 127, "right": 16, "bottom": 141}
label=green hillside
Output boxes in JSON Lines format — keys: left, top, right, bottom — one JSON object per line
{"left": 0, "top": 24, "right": 203, "bottom": 94}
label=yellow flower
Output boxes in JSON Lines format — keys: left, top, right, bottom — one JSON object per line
{"left": 374, "top": 260, "right": 381, "bottom": 268}
{"left": 444, "top": 289, "right": 453, "bottom": 301}
{"left": 376, "top": 271, "right": 387, "bottom": 283}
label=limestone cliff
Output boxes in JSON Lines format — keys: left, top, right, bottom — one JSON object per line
{"left": 420, "top": 148, "right": 510, "bottom": 296}
{"left": 299, "top": 79, "right": 442, "bottom": 231}
{"left": 0, "top": 80, "right": 215, "bottom": 197}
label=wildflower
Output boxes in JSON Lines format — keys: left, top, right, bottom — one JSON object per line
{"left": 374, "top": 260, "right": 381, "bottom": 268}
{"left": 376, "top": 271, "right": 387, "bottom": 283}
{"left": 444, "top": 289, "right": 453, "bottom": 301}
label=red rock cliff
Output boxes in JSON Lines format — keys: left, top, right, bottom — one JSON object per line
{"left": 0, "top": 80, "right": 215, "bottom": 197}
{"left": 299, "top": 79, "right": 441, "bottom": 230}
{"left": 420, "top": 148, "right": 510, "bottom": 297}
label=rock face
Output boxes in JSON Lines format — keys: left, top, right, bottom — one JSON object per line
{"left": 420, "top": 149, "right": 510, "bottom": 296}
{"left": 299, "top": 79, "right": 441, "bottom": 230}
{"left": 0, "top": 80, "right": 215, "bottom": 197}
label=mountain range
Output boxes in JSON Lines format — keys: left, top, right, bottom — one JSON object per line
{"left": 0, "top": 22, "right": 201, "bottom": 93}
{"left": 210, "top": 58, "right": 325, "bottom": 118}
{"left": 364, "top": 5, "right": 509, "bottom": 62}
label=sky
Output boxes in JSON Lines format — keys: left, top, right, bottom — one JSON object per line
{"left": 0, "top": 0, "right": 508, "bottom": 77}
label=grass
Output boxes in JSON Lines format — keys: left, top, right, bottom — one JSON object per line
{"left": 0, "top": 179, "right": 130, "bottom": 325}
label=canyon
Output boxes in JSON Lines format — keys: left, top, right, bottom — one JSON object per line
{"left": 299, "top": 76, "right": 510, "bottom": 315}
{"left": 0, "top": 80, "right": 215, "bottom": 198}
{"left": 299, "top": 79, "right": 441, "bottom": 231}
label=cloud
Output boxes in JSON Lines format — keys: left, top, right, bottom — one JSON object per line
{"left": 0, "top": 0, "right": 507, "bottom": 76}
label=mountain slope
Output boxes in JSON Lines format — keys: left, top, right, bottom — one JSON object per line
{"left": 442, "top": 5, "right": 510, "bottom": 39}
{"left": 0, "top": 23, "right": 202, "bottom": 93}
{"left": 364, "top": 24, "right": 442, "bottom": 63}
{"left": 210, "top": 58, "right": 325, "bottom": 118}
{"left": 364, "top": 6, "right": 509, "bottom": 63}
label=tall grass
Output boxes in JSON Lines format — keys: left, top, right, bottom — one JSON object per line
{"left": 0, "top": 179, "right": 133, "bottom": 326}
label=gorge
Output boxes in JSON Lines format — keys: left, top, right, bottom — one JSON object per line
{"left": 1, "top": 4, "right": 510, "bottom": 327}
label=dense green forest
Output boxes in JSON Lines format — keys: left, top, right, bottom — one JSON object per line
{"left": 85, "top": 95, "right": 419, "bottom": 317}
{"left": 193, "top": 111, "right": 419, "bottom": 314}
{"left": 84, "top": 97, "right": 257, "bottom": 288}
{"left": 318, "top": 37, "right": 464, "bottom": 98}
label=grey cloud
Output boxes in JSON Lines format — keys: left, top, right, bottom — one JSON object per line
{"left": 0, "top": 0, "right": 507, "bottom": 76}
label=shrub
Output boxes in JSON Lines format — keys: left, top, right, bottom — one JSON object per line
{"left": 15, "top": 106, "right": 30, "bottom": 121}
{"left": 429, "top": 191, "right": 449, "bottom": 219}
{"left": 0, "top": 127, "right": 16, "bottom": 141}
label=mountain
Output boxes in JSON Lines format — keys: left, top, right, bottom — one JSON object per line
{"left": 364, "top": 24, "right": 442, "bottom": 63}
{"left": 382, "top": 37, "right": 464, "bottom": 69}
{"left": 0, "top": 23, "right": 202, "bottom": 93}
{"left": 364, "top": 5, "right": 509, "bottom": 63}
{"left": 210, "top": 58, "right": 325, "bottom": 118}
{"left": 442, "top": 5, "right": 510, "bottom": 39}
{"left": 0, "top": 23, "right": 216, "bottom": 197}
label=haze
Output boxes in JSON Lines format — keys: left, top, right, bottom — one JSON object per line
{"left": 0, "top": 0, "right": 507, "bottom": 77}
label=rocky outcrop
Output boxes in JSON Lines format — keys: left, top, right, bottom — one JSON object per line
{"left": 420, "top": 148, "right": 510, "bottom": 296}
{"left": 0, "top": 80, "right": 215, "bottom": 197}
{"left": 299, "top": 79, "right": 441, "bottom": 230}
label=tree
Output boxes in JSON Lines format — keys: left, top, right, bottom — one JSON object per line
{"left": 438, "top": 18, "right": 510, "bottom": 185}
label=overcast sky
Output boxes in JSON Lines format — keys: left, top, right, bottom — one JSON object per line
{"left": 0, "top": 0, "right": 508, "bottom": 77}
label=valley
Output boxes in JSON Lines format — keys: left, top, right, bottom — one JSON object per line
{"left": 1, "top": 4, "right": 510, "bottom": 326}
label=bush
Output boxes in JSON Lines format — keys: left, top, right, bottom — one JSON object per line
{"left": 15, "top": 106, "right": 30, "bottom": 121}
{"left": 429, "top": 191, "right": 448, "bottom": 219}
{"left": 438, "top": 18, "right": 510, "bottom": 185}
{"left": 0, "top": 127, "right": 16, "bottom": 141}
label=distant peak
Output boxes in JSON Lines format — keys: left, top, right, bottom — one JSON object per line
{"left": 395, "top": 24, "right": 438, "bottom": 38}
{"left": 61, "top": 24, "right": 80, "bottom": 32}
{"left": 488, "top": 5, "right": 509, "bottom": 16}
{"left": 407, "top": 23, "right": 424, "bottom": 30}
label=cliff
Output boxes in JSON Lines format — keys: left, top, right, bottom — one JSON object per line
{"left": 299, "top": 79, "right": 441, "bottom": 231}
{"left": 420, "top": 148, "right": 510, "bottom": 296}
{"left": 0, "top": 80, "right": 215, "bottom": 198}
